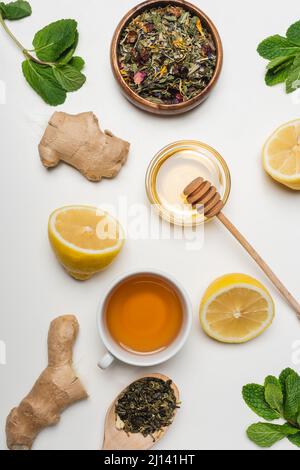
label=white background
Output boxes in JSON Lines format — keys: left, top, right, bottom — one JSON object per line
{"left": 1, "top": 0, "right": 300, "bottom": 451}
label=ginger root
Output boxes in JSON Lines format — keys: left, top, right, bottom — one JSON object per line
{"left": 6, "top": 315, "right": 88, "bottom": 450}
{"left": 39, "top": 112, "right": 130, "bottom": 182}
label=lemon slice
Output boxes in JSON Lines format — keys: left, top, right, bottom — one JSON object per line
{"left": 48, "top": 206, "right": 124, "bottom": 280}
{"left": 200, "top": 274, "right": 275, "bottom": 343}
{"left": 263, "top": 119, "right": 300, "bottom": 190}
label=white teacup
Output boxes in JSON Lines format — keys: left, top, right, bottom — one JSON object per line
{"left": 97, "top": 269, "right": 192, "bottom": 369}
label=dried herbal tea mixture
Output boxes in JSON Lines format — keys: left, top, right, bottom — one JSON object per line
{"left": 118, "top": 5, "right": 217, "bottom": 104}
{"left": 115, "top": 377, "right": 179, "bottom": 439}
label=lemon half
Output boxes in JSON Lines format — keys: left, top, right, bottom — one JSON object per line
{"left": 48, "top": 206, "right": 124, "bottom": 280}
{"left": 200, "top": 274, "right": 275, "bottom": 343}
{"left": 263, "top": 119, "right": 300, "bottom": 190}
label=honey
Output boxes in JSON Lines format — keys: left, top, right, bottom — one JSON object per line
{"left": 146, "top": 141, "right": 231, "bottom": 226}
{"left": 105, "top": 274, "right": 183, "bottom": 355}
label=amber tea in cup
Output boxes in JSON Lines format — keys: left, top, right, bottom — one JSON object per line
{"left": 104, "top": 273, "right": 184, "bottom": 355}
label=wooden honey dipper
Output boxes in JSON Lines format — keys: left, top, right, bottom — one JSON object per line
{"left": 184, "top": 177, "right": 300, "bottom": 318}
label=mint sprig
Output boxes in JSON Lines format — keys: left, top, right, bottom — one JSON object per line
{"left": 243, "top": 368, "right": 300, "bottom": 448}
{"left": 257, "top": 20, "right": 300, "bottom": 94}
{"left": 0, "top": 1, "right": 86, "bottom": 105}
{"left": 0, "top": 0, "right": 31, "bottom": 20}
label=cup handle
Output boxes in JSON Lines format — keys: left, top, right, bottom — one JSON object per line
{"left": 97, "top": 352, "right": 114, "bottom": 370}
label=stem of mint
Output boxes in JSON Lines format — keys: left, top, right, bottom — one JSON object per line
{"left": 0, "top": 12, "right": 52, "bottom": 65}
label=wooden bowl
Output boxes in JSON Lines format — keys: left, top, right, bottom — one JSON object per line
{"left": 111, "top": 0, "right": 223, "bottom": 115}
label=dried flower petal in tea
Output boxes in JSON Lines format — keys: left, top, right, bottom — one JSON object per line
{"left": 118, "top": 5, "right": 217, "bottom": 105}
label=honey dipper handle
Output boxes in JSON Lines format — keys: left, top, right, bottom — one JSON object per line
{"left": 217, "top": 212, "right": 300, "bottom": 318}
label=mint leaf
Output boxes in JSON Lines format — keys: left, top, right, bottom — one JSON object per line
{"left": 284, "top": 372, "right": 300, "bottom": 420}
{"left": 288, "top": 432, "right": 300, "bottom": 447}
{"left": 265, "top": 66, "right": 292, "bottom": 86}
{"left": 267, "top": 56, "right": 295, "bottom": 71}
{"left": 69, "top": 56, "right": 85, "bottom": 72}
{"left": 286, "top": 66, "right": 300, "bottom": 93}
{"left": 287, "top": 21, "right": 300, "bottom": 46}
{"left": 264, "top": 376, "right": 284, "bottom": 413}
{"left": 22, "top": 60, "right": 66, "bottom": 105}
{"left": 57, "top": 31, "right": 78, "bottom": 65}
{"left": 294, "top": 55, "right": 300, "bottom": 67}
{"left": 33, "top": 19, "right": 77, "bottom": 62}
{"left": 279, "top": 368, "right": 298, "bottom": 390}
{"left": 242, "top": 384, "right": 280, "bottom": 421}
{"left": 53, "top": 65, "right": 86, "bottom": 92}
{"left": 0, "top": 0, "right": 31, "bottom": 20}
{"left": 257, "top": 35, "right": 300, "bottom": 60}
{"left": 247, "top": 423, "right": 299, "bottom": 448}
{"left": 279, "top": 368, "right": 299, "bottom": 405}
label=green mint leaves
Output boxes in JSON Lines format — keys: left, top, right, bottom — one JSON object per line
{"left": 257, "top": 21, "right": 300, "bottom": 94}
{"left": 247, "top": 423, "right": 299, "bottom": 448}
{"left": 257, "top": 35, "right": 300, "bottom": 60}
{"left": 264, "top": 376, "right": 284, "bottom": 414}
{"left": 52, "top": 64, "right": 86, "bottom": 92}
{"left": 0, "top": 0, "right": 31, "bottom": 20}
{"left": 243, "top": 368, "right": 300, "bottom": 448}
{"left": 32, "top": 19, "right": 78, "bottom": 62}
{"left": 242, "top": 384, "right": 280, "bottom": 421}
{"left": 0, "top": 2, "right": 86, "bottom": 105}
{"left": 22, "top": 60, "right": 67, "bottom": 106}
{"left": 287, "top": 21, "right": 300, "bottom": 47}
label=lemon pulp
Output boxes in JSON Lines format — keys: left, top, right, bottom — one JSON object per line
{"left": 263, "top": 119, "right": 300, "bottom": 190}
{"left": 48, "top": 206, "right": 124, "bottom": 280}
{"left": 200, "top": 274, "right": 275, "bottom": 343}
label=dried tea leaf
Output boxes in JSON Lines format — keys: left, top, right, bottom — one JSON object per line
{"left": 115, "top": 378, "right": 178, "bottom": 439}
{"left": 118, "top": 5, "right": 217, "bottom": 104}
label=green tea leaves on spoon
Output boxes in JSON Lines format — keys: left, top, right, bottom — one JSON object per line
{"left": 257, "top": 20, "right": 300, "bottom": 93}
{"left": 115, "top": 378, "right": 179, "bottom": 440}
{"left": 0, "top": 0, "right": 31, "bottom": 20}
{"left": 0, "top": 1, "right": 86, "bottom": 105}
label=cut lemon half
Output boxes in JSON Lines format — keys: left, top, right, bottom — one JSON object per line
{"left": 48, "top": 206, "right": 125, "bottom": 280}
{"left": 200, "top": 274, "right": 275, "bottom": 343}
{"left": 263, "top": 119, "right": 300, "bottom": 190}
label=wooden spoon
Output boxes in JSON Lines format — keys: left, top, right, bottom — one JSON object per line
{"left": 184, "top": 177, "right": 300, "bottom": 318}
{"left": 102, "top": 373, "right": 179, "bottom": 450}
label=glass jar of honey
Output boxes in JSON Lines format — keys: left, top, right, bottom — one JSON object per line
{"left": 145, "top": 141, "right": 231, "bottom": 226}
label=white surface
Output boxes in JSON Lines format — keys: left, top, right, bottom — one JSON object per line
{"left": 1, "top": 0, "right": 300, "bottom": 451}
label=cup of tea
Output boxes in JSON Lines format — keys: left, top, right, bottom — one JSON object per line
{"left": 97, "top": 270, "right": 192, "bottom": 368}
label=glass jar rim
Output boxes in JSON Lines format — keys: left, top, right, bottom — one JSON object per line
{"left": 145, "top": 140, "right": 231, "bottom": 227}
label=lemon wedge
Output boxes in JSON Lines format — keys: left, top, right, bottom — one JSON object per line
{"left": 200, "top": 274, "right": 275, "bottom": 343}
{"left": 263, "top": 119, "right": 300, "bottom": 190}
{"left": 48, "top": 206, "right": 124, "bottom": 280}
